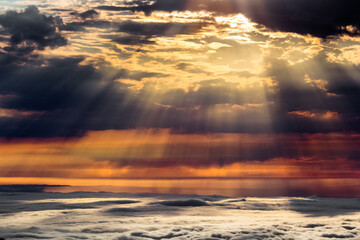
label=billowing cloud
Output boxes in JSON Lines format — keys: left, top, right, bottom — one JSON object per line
{"left": 265, "top": 52, "right": 360, "bottom": 133}
{"left": 0, "top": 57, "right": 100, "bottom": 111}
{"left": 1, "top": 48, "right": 359, "bottom": 137}
{"left": 0, "top": 6, "right": 67, "bottom": 51}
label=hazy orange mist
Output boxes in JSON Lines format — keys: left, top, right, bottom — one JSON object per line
{"left": 0, "top": 129, "right": 359, "bottom": 183}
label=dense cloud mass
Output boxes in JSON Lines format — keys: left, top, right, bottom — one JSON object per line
{"left": 0, "top": 1, "right": 359, "bottom": 139}
{"left": 0, "top": 6, "right": 67, "bottom": 51}
{"left": 1, "top": 51, "right": 360, "bottom": 136}
{"left": 98, "top": 0, "right": 360, "bottom": 38}
{"left": 0, "top": 192, "right": 359, "bottom": 239}
{"left": 266, "top": 54, "right": 360, "bottom": 133}
{"left": 0, "top": 54, "right": 159, "bottom": 137}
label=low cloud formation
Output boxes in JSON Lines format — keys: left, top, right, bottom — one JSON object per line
{"left": 0, "top": 192, "right": 359, "bottom": 239}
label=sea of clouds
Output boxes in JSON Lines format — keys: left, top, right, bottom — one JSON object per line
{"left": 0, "top": 190, "right": 359, "bottom": 239}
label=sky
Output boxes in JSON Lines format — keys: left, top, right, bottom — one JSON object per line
{"left": 0, "top": 0, "right": 359, "bottom": 195}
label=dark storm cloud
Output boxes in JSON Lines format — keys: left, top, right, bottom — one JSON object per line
{"left": 0, "top": 57, "right": 101, "bottom": 111}
{"left": 244, "top": 0, "right": 360, "bottom": 38}
{"left": 0, "top": 5, "right": 359, "bottom": 138}
{"left": 0, "top": 54, "right": 108, "bottom": 137}
{"left": 0, "top": 48, "right": 359, "bottom": 138}
{"left": 98, "top": 0, "right": 360, "bottom": 37}
{"left": 1, "top": 53, "right": 359, "bottom": 137}
{"left": 0, "top": 50, "right": 170, "bottom": 137}
{"left": 265, "top": 52, "right": 360, "bottom": 133}
{"left": 0, "top": 6, "right": 67, "bottom": 50}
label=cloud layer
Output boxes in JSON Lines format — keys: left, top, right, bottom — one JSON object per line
{"left": 0, "top": 191, "right": 359, "bottom": 239}
{"left": 0, "top": 3, "right": 359, "bottom": 137}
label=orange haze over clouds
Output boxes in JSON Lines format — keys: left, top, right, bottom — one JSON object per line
{"left": 0, "top": 130, "right": 359, "bottom": 183}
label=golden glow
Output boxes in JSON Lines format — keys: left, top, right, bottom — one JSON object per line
{"left": 1, "top": 130, "right": 359, "bottom": 181}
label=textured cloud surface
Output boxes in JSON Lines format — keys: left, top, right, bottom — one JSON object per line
{"left": 112, "top": 0, "right": 360, "bottom": 38}
{"left": 0, "top": 191, "right": 359, "bottom": 239}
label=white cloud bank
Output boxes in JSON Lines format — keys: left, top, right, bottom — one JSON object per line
{"left": 0, "top": 192, "right": 359, "bottom": 239}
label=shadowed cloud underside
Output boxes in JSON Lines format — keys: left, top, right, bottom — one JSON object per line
{"left": 0, "top": 0, "right": 359, "bottom": 191}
